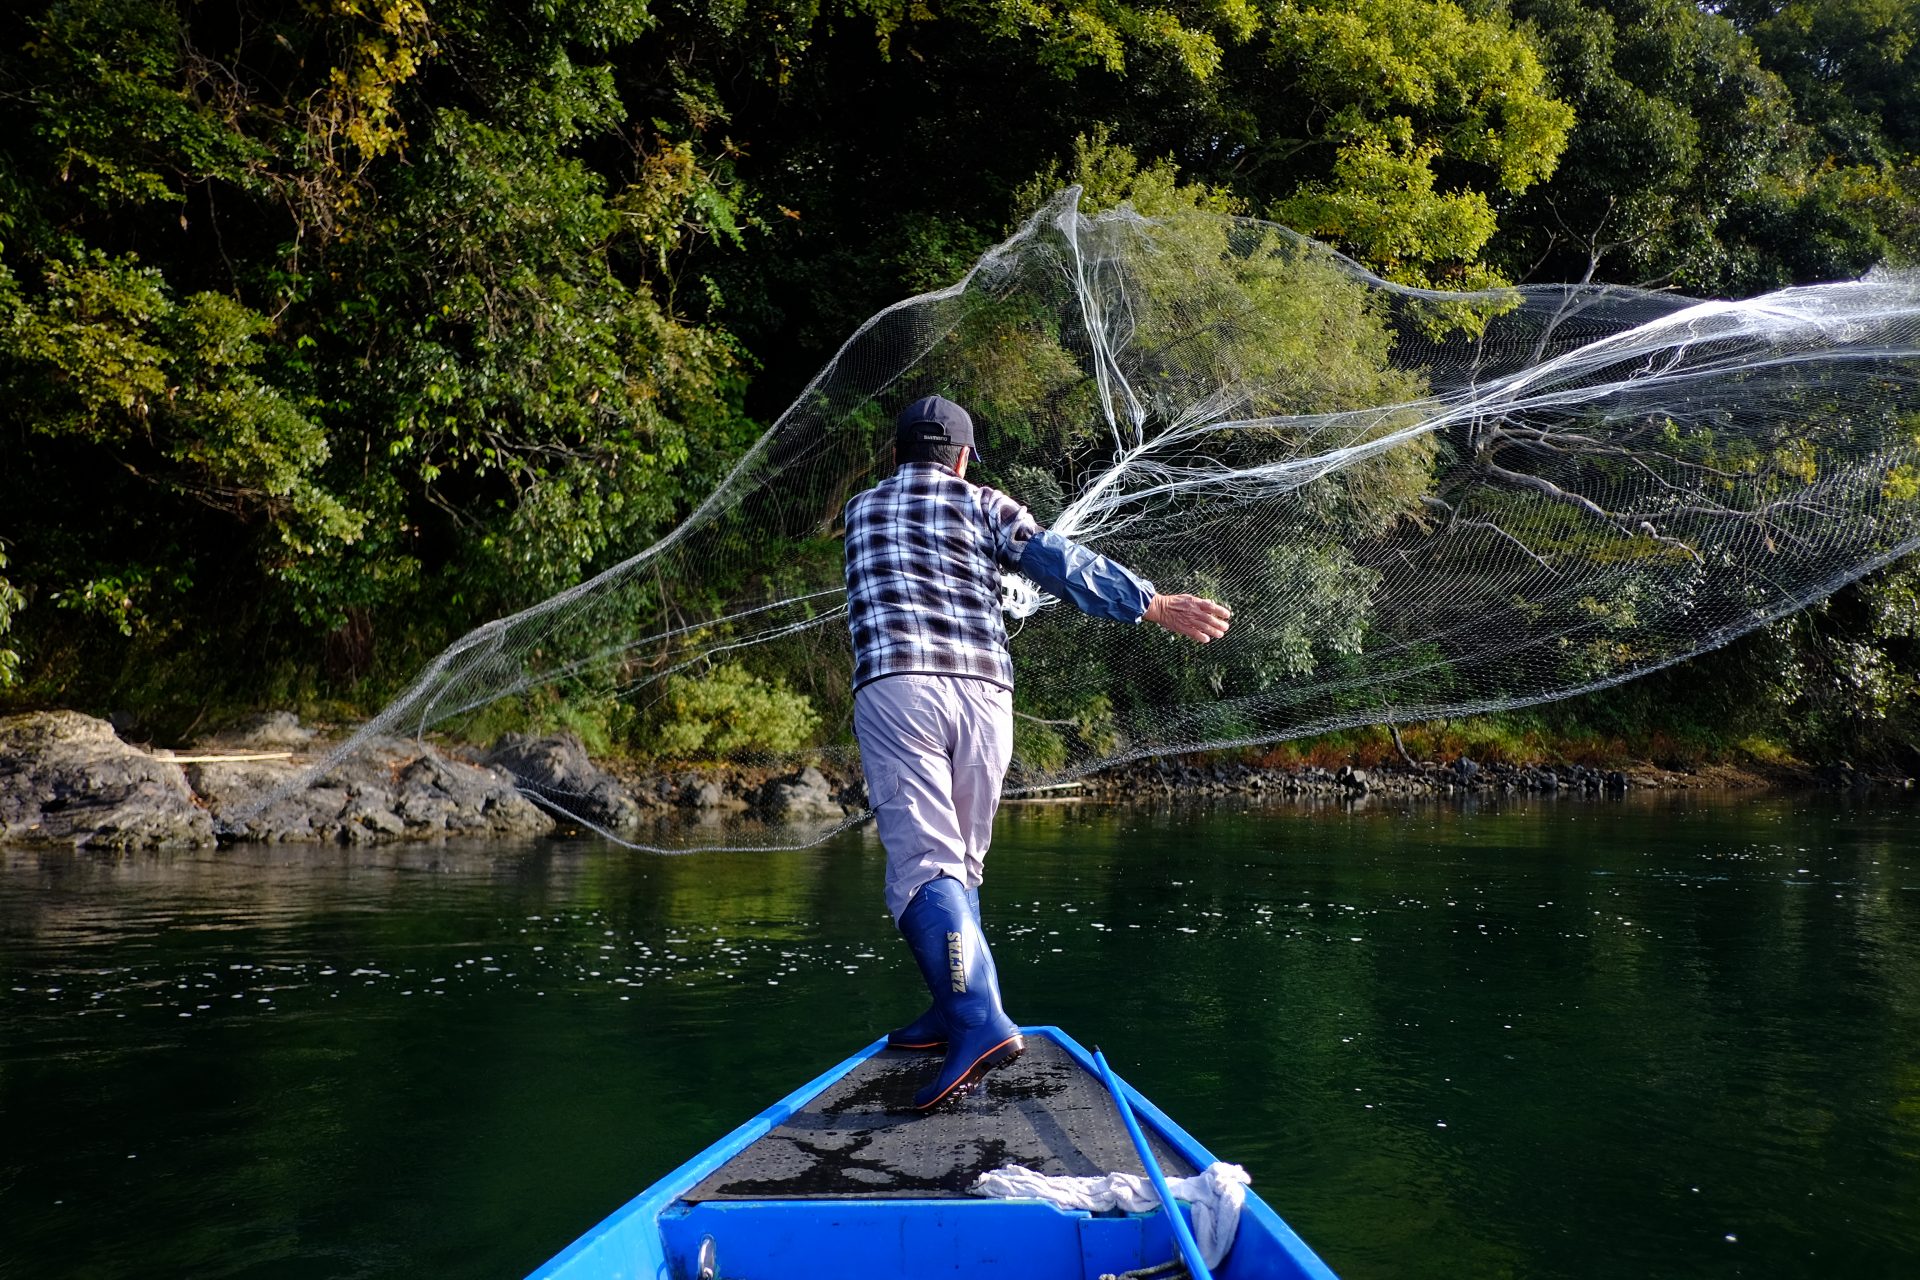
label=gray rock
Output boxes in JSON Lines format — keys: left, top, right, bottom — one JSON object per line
{"left": 188, "top": 759, "right": 325, "bottom": 842}
{"left": 486, "top": 733, "right": 643, "bottom": 831}
{"left": 344, "top": 795, "right": 407, "bottom": 839}
{"left": 192, "top": 739, "right": 552, "bottom": 844}
{"left": 0, "top": 711, "right": 215, "bottom": 850}
{"left": 761, "top": 765, "right": 846, "bottom": 819}
{"left": 685, "top": 780, "right": 747, "bottom": 811}
{"left": 217, "top": 710, "right": 318, "bottom": 751}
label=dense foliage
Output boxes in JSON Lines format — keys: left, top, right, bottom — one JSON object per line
{"left": 2, "top": 0, "right": 1916, "bottom": 765}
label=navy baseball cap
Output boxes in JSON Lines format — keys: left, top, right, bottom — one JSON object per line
{"left": 896, "top": 395, "right": 981, "bottom": 460}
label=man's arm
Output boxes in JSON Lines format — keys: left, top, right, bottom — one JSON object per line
{"left": 1017, "top": 528, "right": 1232, "bottom": 643}
{"left": 977, "top": 485, "right": 1231, "bottom": 642}
{"left": 1016, "top": 528, "right": 1152, "bottom": 621}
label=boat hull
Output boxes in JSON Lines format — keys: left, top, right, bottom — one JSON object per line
{"left": 528, "top": 1026, "right": 1337, "bottom": 1279}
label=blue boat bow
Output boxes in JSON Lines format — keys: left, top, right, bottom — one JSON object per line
{"left": 527, "top": 1026, "right": 1338, "bottom": 1280}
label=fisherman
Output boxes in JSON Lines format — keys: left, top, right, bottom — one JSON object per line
{"left": 845, "top": 395, "right": 1232, "bottom": 1110}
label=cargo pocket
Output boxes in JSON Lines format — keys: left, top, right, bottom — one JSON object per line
{"left": 860, "top": 754, "right": 902, "bottom": 815}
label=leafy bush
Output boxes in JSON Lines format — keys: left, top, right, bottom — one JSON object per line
{"left": 647, "top": 663, "right": 820, "bottom": 759}
{"left": 0, "top": 543, "right": 22, "bottom": 688}
{"left": 1011, "top": 716, "right": 1070, "bottom": 776}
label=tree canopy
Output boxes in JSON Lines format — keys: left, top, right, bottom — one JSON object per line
{"left": 1, "top": 0, "right": 1916, "bottom": 764}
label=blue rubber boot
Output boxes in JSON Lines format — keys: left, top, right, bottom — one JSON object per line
{"left": 897, "top": 877, "right": 1023, "bottom": 1110}
{"left": 887, "top": 887, "right": 981, "bottom": 1050}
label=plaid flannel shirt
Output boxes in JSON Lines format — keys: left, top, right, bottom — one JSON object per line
{"left": 844, "top": 462, "right": 1038, "bottom": 692}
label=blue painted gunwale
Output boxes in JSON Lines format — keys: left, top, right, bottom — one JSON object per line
{"left": 525, "top": 1026, "right": 1339, "bottom": 1280}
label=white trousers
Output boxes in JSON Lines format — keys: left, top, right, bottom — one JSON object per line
{"left": 852, "top": 674, "right": 1014, "bottom": 922}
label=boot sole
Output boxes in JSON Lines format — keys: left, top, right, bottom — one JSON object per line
{"left": 887, "top": 1038, "right": 946, "bottom": 1051}
{"left": 913, "top": 1034, "right": 1025, "bottom": 1110}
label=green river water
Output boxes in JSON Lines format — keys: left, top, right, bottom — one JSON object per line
{"left": 2, "top": 792, "right": 1917, "bottom": 1279}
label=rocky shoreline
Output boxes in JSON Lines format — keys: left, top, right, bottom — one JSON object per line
{"left": 1067, "top": 754, "right": 1861, "bottom": 799}
{"left": 0, "top": 710, "right": 871, "bottom": 851}
{"left": 0, "top": 709, "right": 1905, "bottom": 852}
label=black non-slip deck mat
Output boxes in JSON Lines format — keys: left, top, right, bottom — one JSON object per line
{"left": 683, "top": 1035, "right": 1199, "bottom": 1201}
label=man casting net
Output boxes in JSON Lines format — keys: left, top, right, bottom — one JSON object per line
{"left": 255, "top": 187, "right": 1920, "bottom": 850}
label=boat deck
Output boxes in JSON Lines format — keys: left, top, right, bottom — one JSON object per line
{"left": 685, "top": 1036, "right": 1197, "bottom": 1200}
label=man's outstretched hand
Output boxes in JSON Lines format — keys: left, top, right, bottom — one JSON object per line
{"left": 1144, "top": 593, "right": 1232, "bottom": 643}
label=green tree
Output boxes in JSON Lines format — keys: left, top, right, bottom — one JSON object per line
{"left": 1259, "top": 0, "right": 1573, "bottom": 285}
{"left": 648, "top": 0, "right": 1574, "bottom": 397}
{"left": 1495, "top": 0, "right": 1919, "bottom": 291}
{"left": 1722, "top": 0, "right": 1920, "bottom": 163}
{"left": 2, "top": 0, "right": 1915, "bottom": 762}
{"left": 0, "top": 0, "right": 754, "bottom": 726}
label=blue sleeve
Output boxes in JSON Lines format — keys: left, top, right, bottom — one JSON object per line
{"left": 1017, "top": 528, "right": 1156, "bottom": 623}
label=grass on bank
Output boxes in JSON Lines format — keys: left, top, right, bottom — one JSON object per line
{"left": 1246, "top": 718, "right": 1802, "bottom": 774}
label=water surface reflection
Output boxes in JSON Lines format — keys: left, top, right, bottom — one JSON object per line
{"left": 2, "top": 792, "right": 1916, "bottom": 1279}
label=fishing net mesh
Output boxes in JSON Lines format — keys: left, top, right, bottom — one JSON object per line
{"left": 263, "top": 189, "right": 1920, "bottom": 847}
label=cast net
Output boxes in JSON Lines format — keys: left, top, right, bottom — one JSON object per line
{"left": 258, "top": 188, "right": 1920, "bottom": 846}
